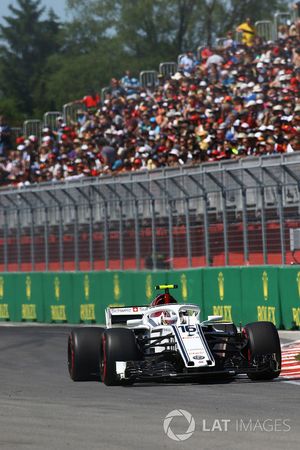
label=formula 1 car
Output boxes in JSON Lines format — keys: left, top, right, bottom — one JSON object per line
{"left": 68, "top": 285, "right": 281, "bottom": 385}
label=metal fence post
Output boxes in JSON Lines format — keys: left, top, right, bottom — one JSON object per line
{"left": 19, "top": 194, "right": 35, "bottom": 271}
{"left": 5, "top": 196, "right": 21, "bottom": 270}
{"left": 62, "top": 190, "right": 79, "bottom": 271}
{"left": 278, "top": 185, "right": 286, "bottom": 265}
{"left": 119, "top": 184, "right": 141, "bottom": 270}
{"left": 189, "top": 175, "right": 210, "bottom": 266}
{"left": 76, "top": 187, "right": 94, "bottom": 271}
{"left": 138, "top": 182, "right": 157, "bottom": 271}
{"left": 32, "top": 192, "right": 49, "bottom": 271}
{"left": 153, "top": 179, "right": 175, "bottom": 270}
{"left": 3, "top": 209, "right": 8, "bottom": 272}
{"left": 46, "top": 191, "right": 64, "bottom": 271}
{"left": 105, "top": 184, "right": 124, "bottom": 270}
{"left": 91, "top": 186, "right": 109, "bottom": 270}
{"left": 207, "top": 173, "right": 229, "bottom": 265}
{"left": 245, "top": 169, "right": 268, "bottom": 264}
{"left": 263, "top": 168, "right": 286, "bottom": 265}
{"left": 168, "top": 200, "right": 174, "bottom": 270}
{"left": 170, "top": 178, "right": 192, "bottom": 268}
{"left": 226, "top": 172, "right": 249, "bottom": 264}
{"left": 261, "top": 186, "right": 268, "bottom": 265}
{"left": 151, "top": 199, "right": 157, "bottom": 270}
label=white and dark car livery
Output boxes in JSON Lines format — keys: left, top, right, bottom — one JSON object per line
{"left": 68, "top": 285, "right": 281, "bottom": 385}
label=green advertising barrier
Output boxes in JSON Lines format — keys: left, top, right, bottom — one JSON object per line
{"left": 167, "top": 269, "right": 203, "bottom": 310}
{"left": 241, "top": 267, "right": 281, "bottom": 327}
{"left": 1, "top": 267, "right": 300, "bottom": 328}
{"left": 43, "top": 273, "right": 74, "bottom": 323}
{"left": 15, "top": 273, "right": 44, "bottom": 322}
{"left": 0, "top": 274, "right": 18, "bottom": 321}
{"left": 278, "top": 267, "right": 300, "bottom": 329}
{"left": 202, "top": 268, "right": 242, "bottom": 324}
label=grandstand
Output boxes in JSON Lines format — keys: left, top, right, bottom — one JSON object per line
{"left": 1, "top": 8, "right": 300, "bottom": 271}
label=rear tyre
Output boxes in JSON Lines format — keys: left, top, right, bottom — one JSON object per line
{"left": 244, "top": 321, "right": 281, "bottom": 381}
{"left": 68, "top": 327, "right": 104, "bottom": 381}
{"left": 101, "top": 328, "right": 141, "bottom": 386}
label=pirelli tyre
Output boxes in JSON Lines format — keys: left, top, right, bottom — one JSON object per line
{"left": 244, "top": 321, "right": 281, "bottom": 381}
{"left": 101, "top": 328, "right": 142, "bottom": 386}
{"left": 68, "top": 327, "right": 104, "bottom": 381}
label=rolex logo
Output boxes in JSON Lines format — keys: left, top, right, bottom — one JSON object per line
{"left": 114, "top": 274, "right": 120, "bottom": 301}
{"left": 218, "top": 272, "right": 224, "bottom": 301}
{"left": 262, "top": 271, "right": 268, "bottom": 301}
{"left": 54, "top": 277, "right": 60, "bottom": 302}
{"left": 297, "top": 272, "right": 300, "bottom": 299}
{"left": 26, "top": 276, "right": 31, "bottom": 301}
{"left": 181, "top": 274, "right": 188, "bottom": 301}
{"left": 146, "top": 274, "right": 152, "bottom": 301}
{"left": 84, "top": 275, "right": 90, "bottom": 301}
{"left": 0, "top": 277, "right": 4, "bottom": 300}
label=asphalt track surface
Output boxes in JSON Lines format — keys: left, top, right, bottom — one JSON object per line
{"left": 0, "top": 326, "right": 299, "bottom": 450}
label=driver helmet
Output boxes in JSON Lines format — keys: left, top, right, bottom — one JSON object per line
{"left": 161, "top": 310, "right": 177, "bottom": 326}
{"left": 151, "top": 293, "right": 177, "bottom": 307}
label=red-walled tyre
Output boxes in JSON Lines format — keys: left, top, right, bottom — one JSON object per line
{"left": 101, "top": 328, "right": 141, "bottom": 386}
{"left": 244, "top": 321, "right": 281, "bottom": 381}
{"left": 68, "top": 327, "right": 104, "bottom": 381}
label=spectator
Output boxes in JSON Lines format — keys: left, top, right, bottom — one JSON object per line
{"left": 2, "top": 24, "right": 300, "bottom": 187}
{"left": 106, "top": 78, "right": 126, "bottom": 99}
{"left": 223, "top": 31, "right": 237, "bottom": 50}
{"left": 178, "top": 50, "right": 197, "bottom": 75}
{"left": 120, "top": 70, "right": 140, "bottom": 97}
{"left": 278, "top": 25, "right": 289, "bottom": 40}
{"left": 236, "top": 18, "right": 256, "bottom": 47}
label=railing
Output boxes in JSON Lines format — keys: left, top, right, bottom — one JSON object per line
{"left": 1, "top": 153, "right": 300, "bottom": 272}
{"left": 255, "top": 20, "right": 275, "bottom": 42}
{"left": 139, "top": 70, "right": 159, "bottom": 89}
{"left": 159, "top": 62, "right": 177, "bottom": 78}
{"left": 43, "top": 111, "right": 62, "bottom": 130}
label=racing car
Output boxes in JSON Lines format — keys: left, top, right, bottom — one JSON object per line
{"left": 68, "top": 284, "right": 281, "bottom": 385}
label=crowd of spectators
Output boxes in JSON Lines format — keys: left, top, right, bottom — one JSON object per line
{"left": 1, "top": 17, "right": 300, "bottom": 186}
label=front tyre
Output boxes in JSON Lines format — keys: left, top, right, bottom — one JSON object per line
{"left": 68, "top": 327, "right": 104, "bottom": 381}
{"left": 244, "top": 321, "right": 281, "bottom": 381}
{"left": 101, "top": 328, "right": 141, "bottom": 386}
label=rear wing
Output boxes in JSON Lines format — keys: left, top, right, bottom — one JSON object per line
{"left": 105, "top": 306, "right": 149, "bottom": 327}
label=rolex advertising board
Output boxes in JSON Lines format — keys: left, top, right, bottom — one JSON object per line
{"left": 278, "top": 267, "right": 300, "bottom": 329}
{"left": 42, "top": 273, "right": 74, "bottom": 323}
{"left": 0, "top": 274, "right": 16, "bottom": 321}
{"left": 241, "top": 267, "right": 281, "bottom": 327}
{"left": 15, "top": 273, "right": 44, "bottom": 321}
{"left": 202, "top": 268, "right": 242, "bottom": 324}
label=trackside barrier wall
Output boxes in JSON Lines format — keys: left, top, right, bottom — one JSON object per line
{"left": 0, "top": 268, "right": 300, "bottom": 329}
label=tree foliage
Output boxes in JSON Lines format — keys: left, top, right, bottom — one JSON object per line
{"left": 0, "top": 0, "right": 60, "bottom": 119}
